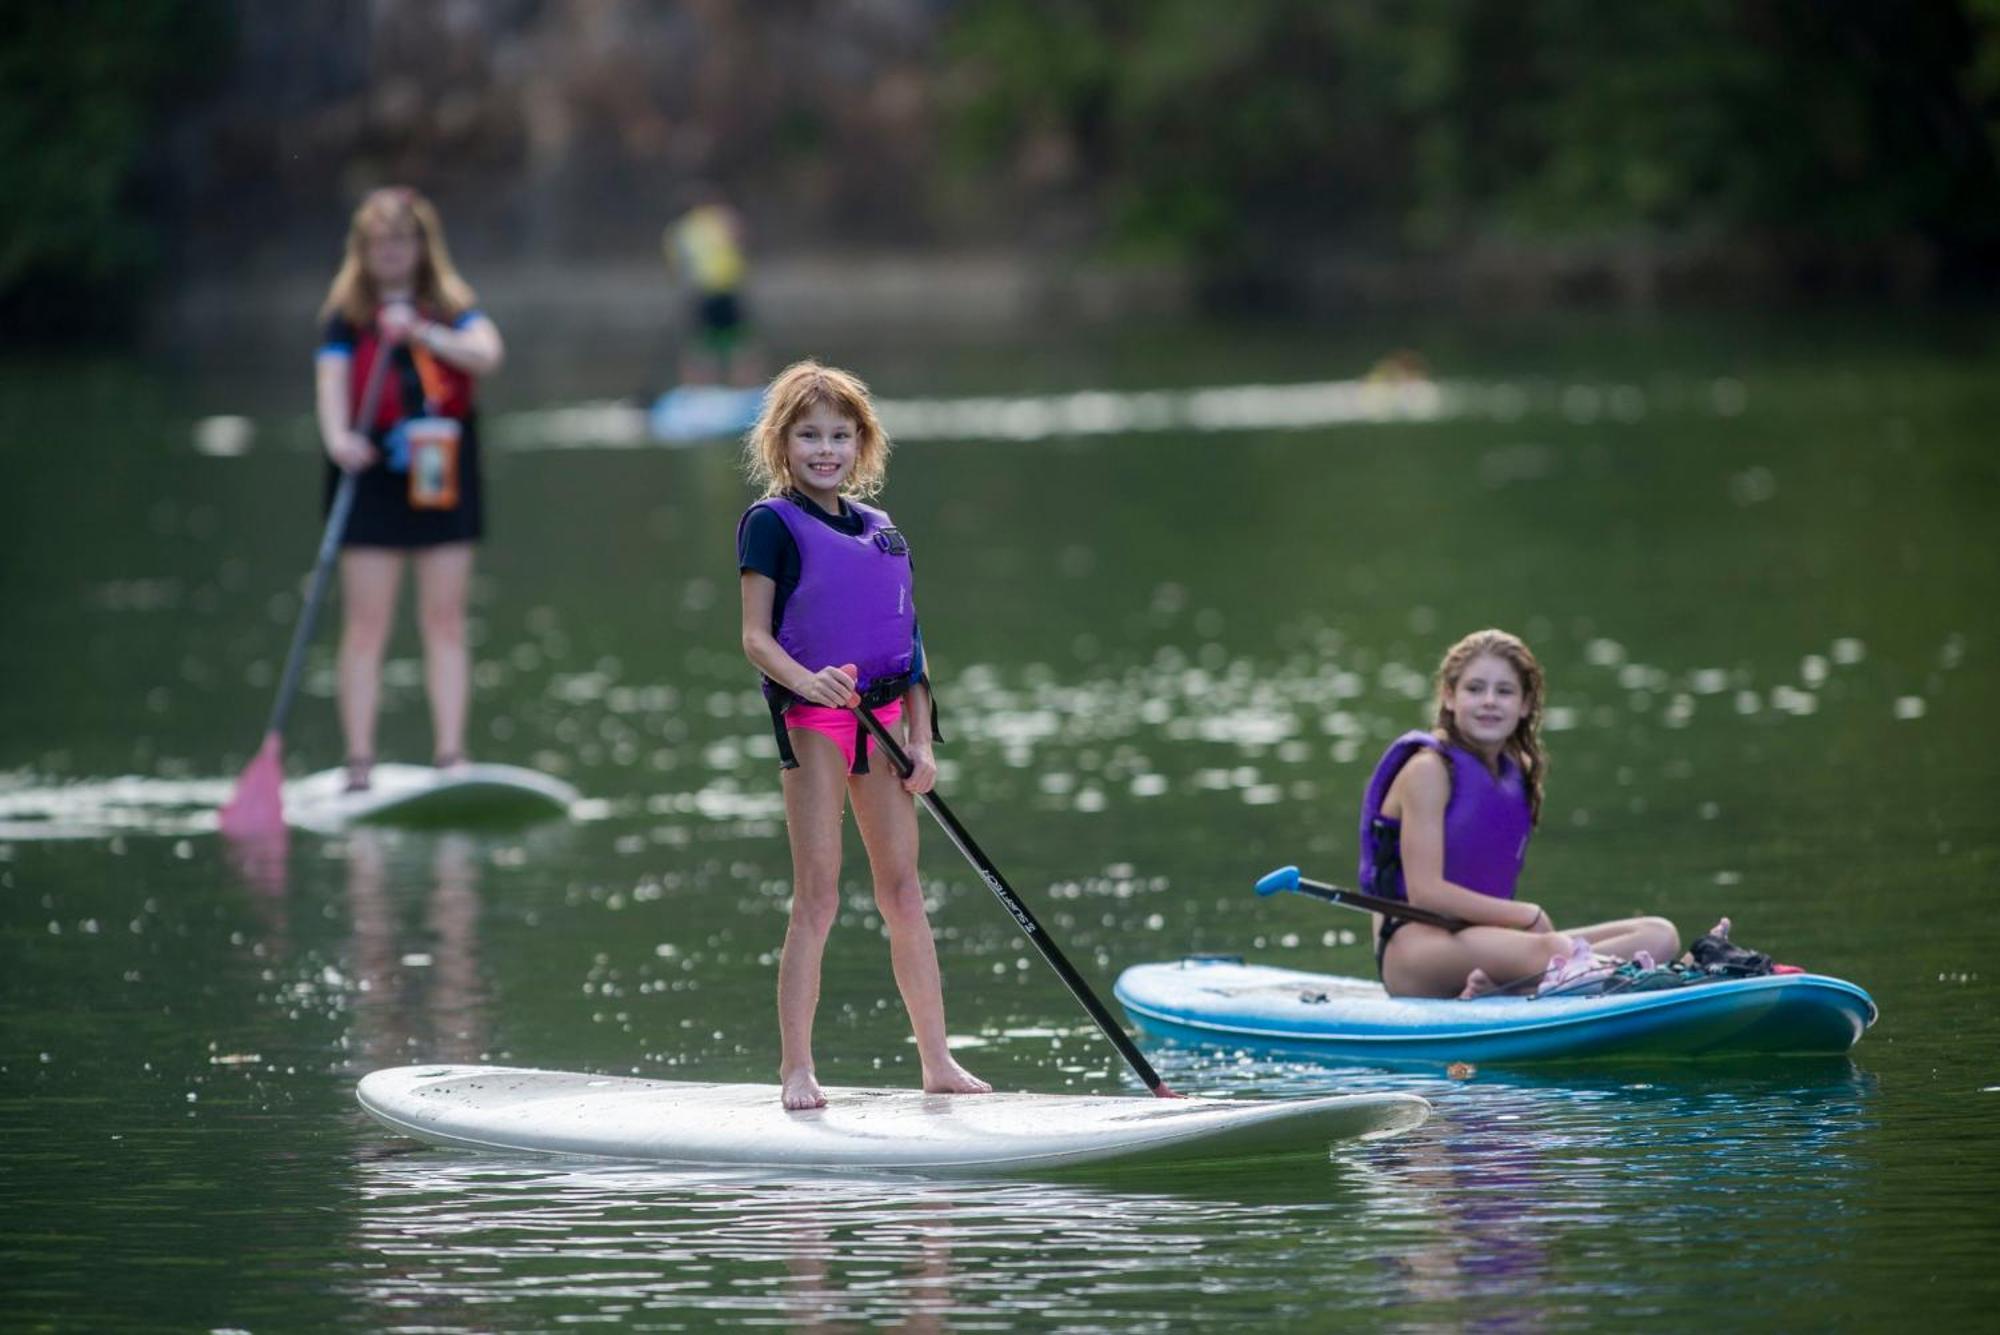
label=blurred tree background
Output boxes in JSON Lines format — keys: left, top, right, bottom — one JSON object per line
{"left": 945, "top": 0, "right": 2000, "bottom": 304}
{"left": 4, "top": 0, "right": 1996, "bottom": 342}
{"left": 0, "top": 0, "right": 230, "bottom": 337}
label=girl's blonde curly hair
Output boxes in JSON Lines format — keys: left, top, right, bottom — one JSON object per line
{"left": 743, "top": 360, "right": 891, "bottom": 499}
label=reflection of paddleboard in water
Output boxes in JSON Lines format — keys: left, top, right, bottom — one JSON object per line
{"left": 357, "top": 1065, "right": 1430, "bottom": 1176}
{"left": 286, "top": 763, "right": 578, "bottom": 833}
{"left": 649, "top": 385, "right": 763, "bottom": 442}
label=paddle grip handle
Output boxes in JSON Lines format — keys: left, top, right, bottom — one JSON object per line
{"left": 1255, "top": 865, "right": 1301, "bottom": 897}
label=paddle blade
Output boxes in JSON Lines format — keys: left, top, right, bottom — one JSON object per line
{"left": 1255, "top": 865, "right": 1301, "bottom": 897}
{"left": 218, "top": 733, "right": 287, "bottom": 837}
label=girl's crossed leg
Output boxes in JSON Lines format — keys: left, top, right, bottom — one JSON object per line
{"left": 1382, "top": 922, "right": 1579, "bottom": 999}
{"left": 1383, "top": 913, "right": 1682, "bottom": 1000}
{"left": 1569, "top": 915, "right": 1680, "bottom": 962}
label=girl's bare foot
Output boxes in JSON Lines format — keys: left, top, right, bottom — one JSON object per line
{"left": 921, "top": 1057, "right": 993, "bottom": 1095}
{"left": 780, "top": 1068, "right": 827, "bottom": 1110}
{"left": 1458, "top": 968, "right": 1501, "bottom": 999}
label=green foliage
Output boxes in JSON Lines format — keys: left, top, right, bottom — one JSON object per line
{"left": 947, "top": 1, "right": 1418, "bottom": 263}
{"left": 945, "top": 0, "right": 2000, "bottom": 281}
{"left": 0, "top": 0, "right": 229, "bottom": 338}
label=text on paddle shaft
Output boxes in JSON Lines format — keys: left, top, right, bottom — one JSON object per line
{"left": 981, "top": 869, "right": 1039, "bottom": 934}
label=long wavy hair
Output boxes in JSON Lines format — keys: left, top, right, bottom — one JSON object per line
{"left": 319, "top": 186, "right": 476, "bottom": 326}
{"left": 1431, "top": 628, "right": 1547, "bottom": 825}
{"left": 743, "top": 359, "right": 891, "bottom": 499}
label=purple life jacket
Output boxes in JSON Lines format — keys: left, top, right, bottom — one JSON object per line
{"left": 1357, "top": 730, "right": 1532, "bottom": 904}
{"left": 739, "top": 495, "right": 917, "bottom": 697}
{"left": 738, "top": 494, "right": 927, "bottom": 773}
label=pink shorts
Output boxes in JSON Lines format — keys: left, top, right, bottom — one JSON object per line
{"left": 783, "top": 699, "right": 901, "bottom": 772}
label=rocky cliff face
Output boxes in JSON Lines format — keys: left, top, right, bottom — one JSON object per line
{"left": 176, "top": 0, "right": 957, "bottom": 276}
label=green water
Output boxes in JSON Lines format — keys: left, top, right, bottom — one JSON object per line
{"left": 3, "top": 316, "right": 1997, "bottom": 1329}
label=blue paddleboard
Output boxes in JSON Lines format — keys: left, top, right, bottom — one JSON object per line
{"left": 649, "top": 385, "right": 763, "bottom": 442}
{"left": 1114, "top": 958, "right": 1877, "bottom": 1068}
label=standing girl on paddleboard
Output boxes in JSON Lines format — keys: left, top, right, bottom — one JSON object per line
{"left": 1360, "top": 629, "right": 1681, "bottom": 998}
{"left": 737, "top": 360, "right": 991, "bottom": 1110}
{"left": 317, "top": 187, "right": 504, "bottom": 792}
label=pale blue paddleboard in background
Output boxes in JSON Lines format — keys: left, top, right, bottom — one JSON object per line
{"left": 1116, "top": 958, "right": 1878, "bottom": 1068}
{"left": 357, "top": 1064, "right": 1431, "bottom": 1176}
{"left": 649, "top": 385, "right": 763, "bottom": 442}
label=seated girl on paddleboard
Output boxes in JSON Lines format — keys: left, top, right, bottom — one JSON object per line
{"left": 1360, "top": 629, "right": 1681, "bottom": 998}
{"left": 737, "top": 361, "right": 991, "bottom": 1110}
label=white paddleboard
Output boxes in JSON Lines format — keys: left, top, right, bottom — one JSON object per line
{"left": 357, "top": 1065, "right": 1430, "bottom": 1175}
{"left": 287, "top": 763, "right": 579, "bottom": 833}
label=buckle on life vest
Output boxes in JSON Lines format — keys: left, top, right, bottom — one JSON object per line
{"left": 859, "top": 679, "right": 908, "bottom": 710}
{"left": 873, "top": 528, "right": 909, "bottom": 556}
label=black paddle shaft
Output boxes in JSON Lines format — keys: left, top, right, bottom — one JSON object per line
{"left": 851, "top": 701, "right": 1176, "bottom": 1097}
{"left": 1293, "top": 876, "right": 1470, "bottom": 932}
{"left": 263, "top": 349, "right": 395, "bottom": 738}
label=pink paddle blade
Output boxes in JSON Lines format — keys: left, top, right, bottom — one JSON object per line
{"left": 219, "top": 732, "right": 286, "bottom": 837}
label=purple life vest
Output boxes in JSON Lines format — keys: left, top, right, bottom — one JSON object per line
{"left": 1357, "top": 730, "right": 1532, "bottom": 903}
{"left": 738, "top": 495, "right": 917, "bottom": 698}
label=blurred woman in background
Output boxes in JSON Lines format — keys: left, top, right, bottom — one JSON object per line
{"left": 317, "top": 187, "right": 504, "bottom": 790}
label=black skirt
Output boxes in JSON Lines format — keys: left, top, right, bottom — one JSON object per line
{"left": 323, "top": 415, "right": 485, "bottom": 548}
